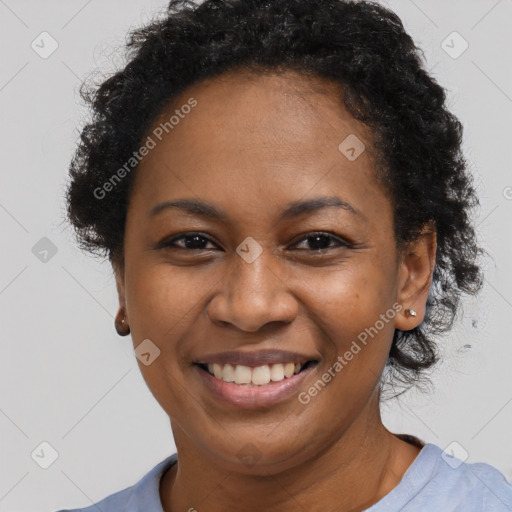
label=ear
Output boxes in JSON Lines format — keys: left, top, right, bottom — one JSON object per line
{"left": 394, "top": 223, "right": 437, "bottom": 330}
{"left": 112, "top": 255, "right": 127, "bottom": 321}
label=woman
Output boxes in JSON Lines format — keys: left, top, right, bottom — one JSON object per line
{"left": 57, "top": 0, "right": 512, "bottom": 510}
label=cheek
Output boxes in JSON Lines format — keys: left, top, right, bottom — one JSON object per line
{"left": 302, "top": 258, "right": 398, "bottom": 380}
{"left": 309, "top": 259, "right": 395, "bottom": 331}
{"left": 125, "top": 262, "right": 211, "bottom": 340}
{"left": 295, "top": 272, "right": 398, "bottom": 427}
{"left": 123, "top": 262, "right": 221, "bottom": 401}
{"left": 123, "top": 263, "right": 208, "bottom": 415}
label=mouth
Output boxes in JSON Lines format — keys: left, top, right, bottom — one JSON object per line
{"left": 194, "top": 360, "right": 319, "bottom": 387}
{"left": 192, "top": 349, "right": 320, "bottom": 408}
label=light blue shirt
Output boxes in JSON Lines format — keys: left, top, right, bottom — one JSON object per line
{"left": 55, "top": 443, "right": 512, "bottom": 511}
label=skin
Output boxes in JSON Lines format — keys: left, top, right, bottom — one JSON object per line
{"left": 113, "top": 69, "right": 437, "bottom": 512}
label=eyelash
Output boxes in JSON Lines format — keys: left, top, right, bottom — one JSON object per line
{"left": 160, "top": 231, "right": 349, "bottom": 252}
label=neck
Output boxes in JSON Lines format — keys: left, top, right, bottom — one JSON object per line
{"left": 160, "top": 395, "right": 421, "bottom": 512}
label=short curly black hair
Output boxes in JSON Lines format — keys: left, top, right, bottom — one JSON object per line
{"left": 66, "top": 0, "right": 483, "bottom": 393}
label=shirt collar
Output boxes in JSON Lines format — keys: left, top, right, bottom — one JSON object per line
{"left": 128, "top": 453, "right": 178, "bottom": 511}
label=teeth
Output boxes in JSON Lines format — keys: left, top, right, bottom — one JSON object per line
{"left": 270, "top": 363, "right": 284, "bottom": 381}
{"left": 284, "top": 362, "right": 295, "bottom": 378}
{"left": 206, "top": 362, "right": 307, "bottom": 386}
{"left": 234, "top": 364, "right": 252, "bottom": 384}
{"left": 252, "top": 365, "right": 271, "bottom": 385}
{"left": 212, "top": 363, "right": 223, "bottom": 379}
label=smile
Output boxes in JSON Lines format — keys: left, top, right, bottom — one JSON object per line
{"left": 193, "top": 348, "right": 320, "bottom": 407}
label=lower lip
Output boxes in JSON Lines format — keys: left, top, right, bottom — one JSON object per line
{"left": 195, "top": 364, "right": 317, "bottom": 409}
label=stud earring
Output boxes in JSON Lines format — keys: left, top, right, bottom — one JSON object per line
{"left": 405, "top": 308, "right": 417, "bottom": 317}
{"left": 114, "top": 310, "right": 131, "bottom": 336}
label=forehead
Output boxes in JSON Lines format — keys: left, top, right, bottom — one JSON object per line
{"left": 130, "top": 69, "right": 389, "bottom": 224}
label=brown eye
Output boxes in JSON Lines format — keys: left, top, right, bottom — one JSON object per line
{"left": 161, "top": 232, "right": 219, "bottom": 250}
{"left": 292, "top": 232, "right": 349, "bottom": 251}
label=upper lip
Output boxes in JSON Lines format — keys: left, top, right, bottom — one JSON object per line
{"left": 194, "top": 349, "right": 319, "bottom": 368}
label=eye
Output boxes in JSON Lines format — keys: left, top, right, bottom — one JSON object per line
{"left": 291, "top": 232, "right": 349, "bottom": 251}
{"left": 161, "top": 232, "right": 219, "bottom": 251}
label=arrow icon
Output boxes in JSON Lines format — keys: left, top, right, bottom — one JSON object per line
{"left": 32, "top": 237, "right": 58, "bottom": 263}
{"left": 135, "top": 339, "right": 161, "bottom": 365}
{"left": 236, "top": 237, "right": 263, "bottom": 263}
{"left": 339, "top": 134, "right": 365, "bottom": 161}
{"left": 441, "top": 32, "right": 468, "bottom": 59}
{"left": 31, "top": 441, "right": 59, "bottom": 468}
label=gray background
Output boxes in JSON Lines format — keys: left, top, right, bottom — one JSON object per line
{"left": 0, "top": 0, "right": 511, "bottom": 510}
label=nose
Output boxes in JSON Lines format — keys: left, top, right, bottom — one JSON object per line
{"left": 206, "top": 252, "right": 299, "bottom": 333}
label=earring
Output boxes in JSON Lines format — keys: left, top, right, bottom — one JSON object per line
{"left": 114, "top": 310, "right": 131, "bottom": 336}
{"left": 405, "top": 308, "right": 417, "bottom": 317}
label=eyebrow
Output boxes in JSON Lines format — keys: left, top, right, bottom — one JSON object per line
{"left": 148, "top": 196, "right": 361, "bottom": 220}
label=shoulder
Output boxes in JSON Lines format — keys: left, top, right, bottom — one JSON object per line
{"left": 53, "top": 453, "right": 178, "bottom": 512}
{"left": 408, "top": 443, "right": 512, "bottom": 511}
{"left": 444, "top": 452, "right": 512, "bottom": 511}
{"left": 369, "top": 443, "right": 512, "bottom": 512}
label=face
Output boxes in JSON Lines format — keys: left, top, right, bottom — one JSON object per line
{"left": 115, "top": 70, "right": 434, "bottom": 474}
